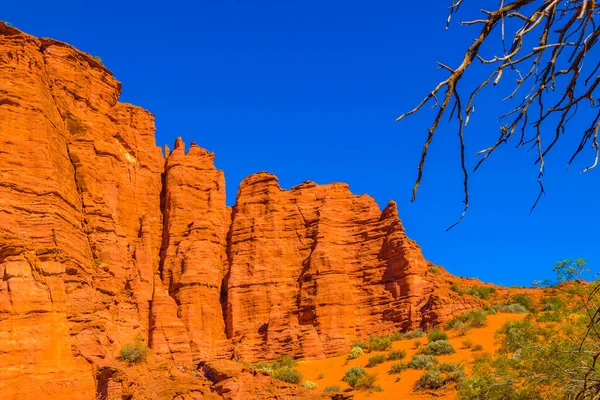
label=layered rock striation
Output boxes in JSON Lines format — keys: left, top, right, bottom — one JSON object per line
{"left": 0, "top": 22, "right": 478, "bottom": 399}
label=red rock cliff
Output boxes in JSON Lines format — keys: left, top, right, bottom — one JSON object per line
{"left": 0, "top": 23, "right": 477, "bottom": 399}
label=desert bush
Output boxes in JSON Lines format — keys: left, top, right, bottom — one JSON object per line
{"left": 428, "top": 265, "right": 440, "bottom": 275}
{"left": 511, "top": 293, "right": 536, "bottom": 312}
{"left": 427, "top": 330, "right": 448, "bottom": 342}
{"left": 404, "top": 328, "right": 425, "bottom": 339}
{"left": 472, "top": 344, "right": 484, "bottom": 352}
{"left": 408, "top": 355, "right": 439, "bottom": 370}
{"left": 414, "top": 340, "right": 422, "bottom": 349}
{"left": 301, "top": 381, "right": 317, "bottom": 390}
{"left": 446, "top": 309, "right": 488, "bottom": 330}
{"left": 352, "top": 341, "right": 369, "bottom": 350}
{"left": 465, "top": 285, "right": 497, "bottom": 300}
{"left": 274, "top": 354, "right": 297, "bottom": 368}
{"left": 317, "top": 371, "right": 324, "bottom": 380}
{"left": 343, "top": 366, "right": 367, "bottom": 388}
{"left": 415, "top": 362, "right": 465, "bottom": 391}
{"left": 367, "top": 335, "right": 392, "bottom": 351}
{"left": 450, "top": 283, "right": 462, "bottom": 293}
{"left": 499, "top": 303, "right": 529, "bottom": 314}
{"left": 119, "top": 338, "right": 150, "bottom": 364}
{"left": 421, "top": 340, "right": 456, "bottom": 355}
{"left": 94, "top": 55, "right": 103, "bottom": 63}
{"left": 323, "top": 385, "right": 341, "bottom": 393}
{"left": 347, "top": 346, "right": 364, "bottom": 360}
{"left": 354, "top": 372, "right": 381, "bottom": 391}
{"left": 366, "top": 354, "right": 386, "bottom": 367}
{"left": 537, "top": 296, "right": 567, "bottom": 322}
{"left": 387, "top": 349, "right": 406, "bottom": 361}
{"left": 389, "top": 362, "right": 407, "bottom": 374}
{"left": 462, "top": 339, "right": 473, "bottom": 349}
{"left": 272, "top": 366, "right": 302, "bottom": 384}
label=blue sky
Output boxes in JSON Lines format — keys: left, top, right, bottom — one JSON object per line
{"left": 4, "top": 1, "right": 598, "bottom": 286}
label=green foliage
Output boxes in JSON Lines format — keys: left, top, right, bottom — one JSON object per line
{"left": 352, "top": 341, "right": 369, "bottom": 350}
{"left": 323, "top": 385, "right": 341, "bottom": 393}
{"left": 272, "top": 366, "right": 302, "bottom": 384}
{"left": 354, "top": 372, "right": 382, "bottom": 391}
{"left": 421, "top": 340, "right": 456, "bottom": 355}
{"left": 404, "top": 328, "right": 425, "bottom": 339}
{"left": 428, "top": 265, "right": 440, "bottom": 275}
{"left": 533, "top": 258, "right": 590, "bottom": 288}
{"left": 366, "top": 335, "right": 392, "bottom": 351}
{"left": 94, "top": 55, "right": 103, "bottom": 63}
{"left": 461, "top": 338, "right": 473, "bottom": 349}
{"left": 427, "top": 330, "right": 448, "bottom": 342}
{"left": 389, "top": 362, "right": 407, "bottom": 374}
{"left": 407, "top": 355, "right": 439, "bottom": 370}
{"left": 118, "top": 338, "right": 150, "bottom": 364}
{"left": 510, "top": 293, "right": 536, "bottom": 312}
{"left": 414, "top": 340, "right": 422, "bottom": 349}
{"left": 450, "top": 283, "right": 462, "bottom": 293}
{"left": 465, "top": 285, "right": 497, "bottom": 300}
{"left": 499, "top": 303, "right": 529, "bottom": 314}
{"left": 537, "top": 296, "right": 567, "bottom": 322}
{"left": 301, "top": 381, "right": 317, "bottom": 390}
{"left": 387, "top": 349, "right": 406, "bottom": 361}
{"left": 446, "top": 309, "right": 488, "bottom": 330}
{"left": 366, "top": 354, "right": 386, "bottom": 367}
{"left": 343, "top": 366, "right": 367, "bottom": 388}
{"left": 275, "top": 354, "right": 297, "bottom": 368}
{"left": 317, "top": 371, "right": 325, "bottom": 380}
{"left": 496, "top": 319, "right": 549, "bottom": 353}
{"left": 472, "top": 343, "right": 484, "bottom": 352}
{"left": 347, "top": 346, "right": 364, "bottom": 360}
{"left": 415, "top": 362, "right": 465, "bottom": 391}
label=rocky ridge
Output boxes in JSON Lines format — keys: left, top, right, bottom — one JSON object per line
{"left": 0, "top": 22, "right": 478, "bottom": 399}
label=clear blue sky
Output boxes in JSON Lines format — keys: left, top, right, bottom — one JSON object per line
{"left": 4, "top": 1, "right": 598, "bottom": 286}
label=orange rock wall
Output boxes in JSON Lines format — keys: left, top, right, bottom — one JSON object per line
{"left": 0, "top": 22, "right": 477, "bottom": 399}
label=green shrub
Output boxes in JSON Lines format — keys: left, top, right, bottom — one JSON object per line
{"left": 366, "top": 354, "right": 386, "bottom": 367}
{"left": 343, "top": 366, "right": 367, "bottom": 387}
{"left": 94, "top": 55, "right": 103, "bottom": 63}
{"left": 428, "top": 265, "right": 440, "bottom": 275}
{"left": 389, "top": 362, "right": 407, "bottom": 374}
{"left": 354, "top": 372, "right": 381, "bottom": 391}
{"left": 499, "top": 303, "right": 529, "bottom": 314}
{"left": 301, "top": 381, "right": 317, "bottom": 390}
{"left": 414, "top": 340, "right": 422, "bottom": 349}
{"left": 272, "top": 366, "right": 302, "bottom": 384}
{"left": 421, "top": 340, "right": 456, "bottom": 355}
{"left": 323, "top": 385, "right": 341, "bottom": 392}
{"left": 347, "top": 346, "right": 364, "bottom": 360}
{"left": 465, "top": 285, "right": 497, "bottom": 300}
{"left": 367, "top": 335, "right": 392, "bottom": 351}
{"left": 407, "top": 355, "right": 439, "bottom": 369}
{"left": 387, "top": 349, "right": 406, "bottom": 361}
{"left": 483, "top": 305, "right": 498, "bottom": 315}
{"left": 450, "top": 283, "right": 462, "bottom": 293}
{"left": 511, "top": 293, "right": 536, "bottom": 312}
{"left": 275, "top": 354, "right": 297, "bottom": 368}
{"left": 462, "top": 338, "right": 473, "bottom": 349}
{"left": 427, "top": 330, "right": 448, "bottom": 342}
{"left": 537, "top": 296, "right": 567, "bottom": 322}
{"left": 404, "top": 328, "right": 425, "bottom": 339}
{"left": 119, "top": 338, "right": 150, "bottom": 364}
{"left": 415, "top": 363, "right": 465, "bottom": 391}
{"left": 472, "top": 344, "right": 484, "bottom": 352}
{"left": 446, "top": 309, "right": 488, "bottom": 330}
{"left": 390, "top": 331, "right": 405, "bottom": 341}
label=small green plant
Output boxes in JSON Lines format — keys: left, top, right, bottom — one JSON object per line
{"left": 317, "top": 371, "right": 325, "bottom": 380}
{"left": 407, "top": 355, "right": 439, "bottom": 369}
{"left": 395, "top": 376, "right": 401, "bottom": 382}
{"left": 323, "top": 385, "right": 341, "bottom": 392}
{"left": 428, "top": 265, "right": 440, "bottom": 275}
{"left": 414, "top": 340, "right": 422, "bottom": 349}
{"left": 275, "top": 354, "right": 297, "bottom": 368}
{"left": 415, "top": 362, "right": 465, "bottom": 390}
{"left": 450, "top": 283, "right": 462, "bottom": 293}
{"left": 119, "top": 337, "right": 150, "bottom": 364}
{"left": 404, "top": 328, "right": 425, "bottom": 339}
{"left": 511, "top": 293, "right": 536, "bottom": 312}
{"left": 367, "top": 335, "right": 392, "bottom": 351}
{"left": 472, "top": 344, "right": 484, "bottom": 352}
{"left": 347, "top": 346, "right": 364, "bottom": 360}
{"left": 462, "top": 338, "right": 473, "bottom": 349}
{"left": 421, "top": 340, "right": 456, "bottom": 355}
{"left": 272, "top": 366, "right": 302, "bottom": 384}
{"left": 352, "top": 341, "right": 369, "bottom": 350}
{"left": 499, "top": 303, "right": 529, "bottom": 314}
{"left": 301, "top": 381, "right": 318, "bottom": 390}
{"left": 427, "top": 330, "right": 448, "bottom": 342}
{"left": 343, "top": 366, "right": 367, "bottom": 388}
{"left": 354, "top": 372, "right": 382, "bottom": 391}
{"left": 387, "top": 349, "right": 406, "bottom": 361}
{"left": 446, "top": 309, "right": 488, "bottom": 330}
{"left": 366, "top": 354, "right": 387, "bottom": 367}
{"left": 389, "top": 362, "right": 407, "bottom": 374}
{"left": 94, "top": 55, "right": 103, "bottom": 63}
{"left": 465, "top": 285, "right": 497, "bottom": 300}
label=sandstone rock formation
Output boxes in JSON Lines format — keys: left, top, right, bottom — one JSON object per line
{"left": 0, "top": 22, "right": 478, "bottom": 399}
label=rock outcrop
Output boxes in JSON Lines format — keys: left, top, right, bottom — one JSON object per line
{"left": 0, "top": 22, "right": 478, "bottom": 399}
